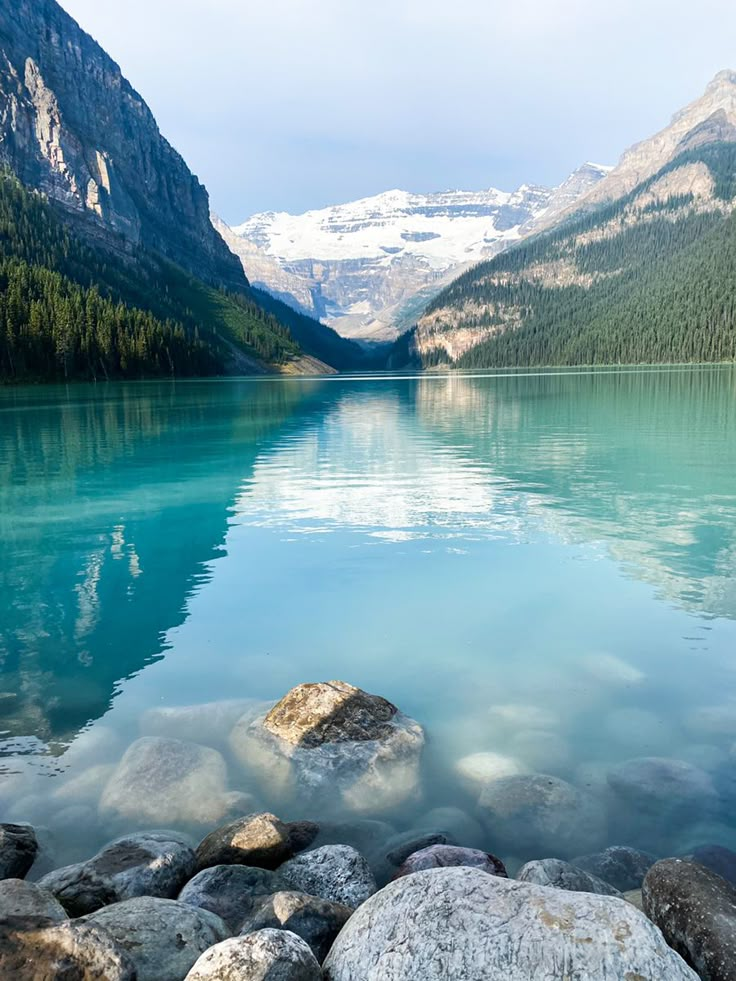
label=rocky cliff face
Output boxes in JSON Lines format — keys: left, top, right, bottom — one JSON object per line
{"left": 0, "top": 0, "right": 244, "bottom": 290}
{"left": 224, "top": 167, "right": 609, "bottom": 344}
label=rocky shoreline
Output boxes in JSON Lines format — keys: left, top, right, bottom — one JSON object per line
{"left": 2, "top": 680, "right": 736, "bottom": 979}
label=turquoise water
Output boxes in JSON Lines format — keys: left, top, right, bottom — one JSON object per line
{"left": 2, "top": 367, "right": 736, "bottom": 865}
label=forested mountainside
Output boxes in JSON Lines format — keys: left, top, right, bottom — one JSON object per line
{"left": 0, "top": 0, "right": 365, "bottom": 380}
{"left": 409, "top": 141, "right": 736, "bottom": 369}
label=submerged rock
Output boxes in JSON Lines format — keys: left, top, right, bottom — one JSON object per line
{"left": 84, "top": 896, "right": 228, "bottom": 981}
{"left": 0, "top": 878, "right": 68, "bottom": 922}
{"left": 393, "top": 844, "right": 507, "bottom": 880}
{"left": 454, "top": 751, "right": 526, "bottom": 794}
{"left": 140, "top": 699, "right": 259, "bottom": 748}
{"left": 99, "top": 737, "right": 235, "bottom": 828}
{"left": 688, "top": 844, "right": 736, "bottom": 885}
{"left": 195, "top": 812, "right": 293, "bottom": 872}
{"left": 420, "top": 807, "right": 484, "bottom": 849}
{"left": 185, "top": 930, "right": 321, "bottom": 981}
{"left": 179, "top": 865, "right": 286, "bottom": 932}
{"left": 322, "top": 867, "right": 698, "bottom": 980}
{"left": 0, "top": 918, "right": 135, "bottom": 980}
{"left": 643, "top": 857, "right": 736, "bottom": 981}
{"left": 0, "top": 824, "right": 38, "bottom": 880}
{"left": 516, "top": 858, "right": 621, "bottom": 896}
{"left": 39, "top": 831, "right": 195, "bottom": 916}
{"left": 572, "top": 845, "right": 657, "bottom": 892}
{"left": 279, "top": 844, "right": 376, "bottom": 908}
{"left": 230, "top": 681, "right": 424, "bottom": 815}
{"left": 371, "top": 829, "right": 456, "bottom": 885}
{"left": 239, "top": 891, "right": 353, "bottom": 962}
{"left": 477, "top": 774, "right": 605, "bottom": 858}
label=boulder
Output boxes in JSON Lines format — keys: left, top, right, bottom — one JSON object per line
{"left": 99, "top": 737, "right": 235, "bottom": 828}
{"left": 84, "top": 896, "right": 228, "bottom": 981}
{"left": 454, "top": 752, "right": 525, "bottom": 794}
{"left": 393, "top": 844, "right": 507, "bottom": 880}
{"left": 185, "top": 929, "right": 321, "bottom": 981}
{"left": 420, "top": 807, "right": 485, "bottom": 849}
{"left": 179, "top": 865, "right": 286, "bottom": 932}
{"left": 230, "top": 681, "right": 424, "bottom": 814}
{"left": 195, "top": 812, "right": 293, "bottom": 871}
{"left": 477, "top": 774, "right": 605, "bottom": 858}
{"left": 140, "top": 699, "right": 259, "bottom": 748}
{"left": 516, "top": 858, "right": 622, "bottom": 896}
{"left": 571, "top": 845, "right": 657, "bottom": 891}
{"left": 643, "top": 857, "right": 736, "bottom": 981}
{"left": 0, "top": 824, "right": 38, "bottom": 880}
{"left": 323, "top": 867, "right": 699, "bottom": 980}
{"left": 0, "top": 917, "right": 135, "bottom": 980}
{"left": 688, "top": 844, "right": 736, "bottom": 885}
{"left": 279, "top": 844, "right": 376, "bottom": 908}
{"left": 0, "top": 878, "right": 68, "bottom": 922}
{"left": 39, "top": 831, "right": 195, "bottom": 916}
{"left": 368, "top": 828, "right": 455, "bottom": 886}
{"left": 240, "top": 891, "right": 353, "bottom": 962}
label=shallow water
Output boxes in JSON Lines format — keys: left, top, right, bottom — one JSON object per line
{"left": 2, "top": 367, "right": 736, "bottom": 867}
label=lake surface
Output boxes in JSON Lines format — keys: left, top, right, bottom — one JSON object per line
{"left": 2, "top": 366, "right": 736, "bottom": 868}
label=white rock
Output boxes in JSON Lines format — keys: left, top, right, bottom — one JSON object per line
{"left": 454, "top": 752, "right": 525, "bottom": 794}
{"left": 185, "top": 930, "right": 321, "bottom": 981}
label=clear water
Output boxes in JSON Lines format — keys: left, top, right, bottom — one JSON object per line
{"left": 2, "top": 367, "right": 736, "bottom": 868}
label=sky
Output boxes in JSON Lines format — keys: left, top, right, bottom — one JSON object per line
{"left": 59, "top": 0, "right": 736, "bottom": 224}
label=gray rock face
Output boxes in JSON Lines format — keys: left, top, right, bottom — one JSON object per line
{"left": 393, "top": 844, "right": 507, "bottom": 881}
{"left": 689, "top": 844, "right": 736, "bottom": 885}
{"left": 179, "top": 865, "right": 286, "bottom": 933}
{"left": 0, "top": 823, "right": 38, "bottom": 880}
{"left": 643, "top": 857, "right": 736, "bottom": 981}
{"left": 572, "top": 845, "right": 658, "bottom": 891}
{"left": 84, "top": 896, "right": 228, "bottom": 981}
{"left": 185, "top": 930, "right": 321, "bottom": 981}
{"left": 240, "top": 891, "right": 353, "bottom": 962}
{"left": 0, "top": 917, "right": 135, "bottom": 979}
{"left": 323, "top": 867, "right": 699, "bottom": 980}
{"left": 195, "top": 812, "right": 293, "bottom": 872}
{"left": 39, "top": 831, "right": 195, "bottom": 916}
{"left": 230, "top": 682, "right": 424, "bottom": 815}
{"left": 0, "top": 0, "right": 245, "bottom": 290}
{"left": 477, "top": 774, "right": 606, "bottom": 858}
{"left": 279, "top": 845, "right": 377, "bottom": 908}
{"left": 0, "top": 878, "right": 68, "bottom": 922}
{"left": 516, "top": 858, "right": 622, "bottom": 896}
{"left": 99, "top": 737, "right": 234, "bottom": 828}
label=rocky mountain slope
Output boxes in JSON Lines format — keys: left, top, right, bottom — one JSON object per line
{"left": 408, "top": 72, "right": 736, "bottom": 368}
{"left": 224, "top": 164, "right": 610, "bottom": 345}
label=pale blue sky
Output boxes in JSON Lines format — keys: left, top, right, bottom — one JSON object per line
{"left": 60, "top": 0, "right": 736, "bottom": 223}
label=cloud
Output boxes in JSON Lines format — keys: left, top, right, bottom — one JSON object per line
{"left": 59, "top": 0, "right": 736, "bottom": 220}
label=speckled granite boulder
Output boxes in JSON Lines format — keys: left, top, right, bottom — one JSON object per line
{"left": 240, "top": 891, "right": 353, "bottom": 962}
{"left": 0, "top": 918, "right": 135, "bottom": 980}
{"left": 195, "top": 812, "right": 293, "bottom": 872}
{"left": 179, "top": 865, "right": 286, "bottom": 932}
{"left": 393, "top": 844, "right": 507, "bottom": 881}
{"left": 572, "top": 845, "right": 657, "bottom": 891}
{"left": 185, "top": 929, "right": 321, "bottom": 981}
{"left": 516, "top": 858, "right": 622, "bottom": 896}
{"left": 279, "top": 844, "right": 376, "bottom": 908}
{"left": 0, "top": 878, "right": 68, "bottom": 922}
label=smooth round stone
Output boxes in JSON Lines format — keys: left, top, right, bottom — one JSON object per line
{"left": 0, "top": 878, "right": 68, "bottom": 921}
{"left": 0, "top": 918, "right": 135, "bottom": 979}
{"left": 607, "top": 757, "right": 717, "bottom": 824}
{"left": 279, "top": 844, "right": 376, "bottom": 908}
{"left": 643, "top": 858, "right": 736, "bottom": 981}
{"left": 195, "top": 812, "right": 293, "bottom": 872}
{"left": 39, "top": 831, "right": 196, "bottom": 916}
{"left": 185, "top": 929, "right": 321, "bottom": 981}
{"left": 571, "top": 846, "right": 657, "bottom": 892}
{"left": 478, "top": 774, "right": 606, "bottom": 858}
{"left": 0, "top": 824, "right": 38, "bottom": 880}
{"left": 323, "top": 867, "right": 698, "bottom": 980}
{"left": 516, "top": 858, "right": 621, "bottom": 896}
{"left": 454, "top": 751, "right": 525, "bottom": 793}
{"left": 240, "top": 891, "right": 353, "bottom": 962}
{"left": 179, "top": 865, "right": 286, "bottom": 932}
{"left": 84, "top": 896, "right": 228, "bottom": 981}
{"left": 393, "top": 844, "right": 507, "bottom": 880}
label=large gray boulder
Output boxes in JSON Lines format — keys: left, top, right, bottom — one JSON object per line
{"left": 393, "top": 844, "right": 507, "bottom": 881}
{"left": 322, "top": 867, "right": 699, "bottom": 980}
{"left": 0, "top": 823, "right": 38, "bottom": 880}
{"left": 39, "top": 831, "right": 195, "bottom": 915}
{"left": 572, "top": 845, "right": 657, "bottom": 891}
{"left": 0, "top": 878, "right": 68, "bottom": 922}
{"left": 516, "top": 858, "right": 622, "bottom": 896}
{"left": 185, "top": 930, "right": 321, "bottom": 981}
{"left": 84, "top": 896, "right": 228, "bottom": 981}
{"left": 230, "top": 681, "right": 424, "bottom": 815}
{"left": 179, "top": 865, "right": 286, "bottom": 932}
{"left": 643, "top": 857, "right": 736, "bottom": 981}
{"left": 279, "top": 844, "right": 377, "bottom": 908}
{"left": 195, "top": 812, "right": 293, "bottom": 871}
{"left": 240, "top": 891, "right": 353, "bottom": 962}
{"left": 99, "top": 737, "right": 238, "bottom": 828}
{"left": 0, "top": 918, "right": 135, "bottom": 980}
{"left": 477, "top": 774, "right": 606, "bottom": 858}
